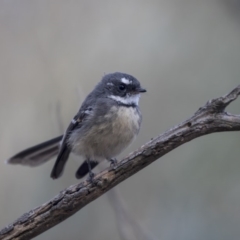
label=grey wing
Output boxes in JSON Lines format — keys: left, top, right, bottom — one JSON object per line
{"left": 50, "top": 102, "right": 95, "bottom": 179}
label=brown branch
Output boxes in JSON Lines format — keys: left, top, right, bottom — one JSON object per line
{"left": 1, "top": 85, "right": 240, "bottom": 240}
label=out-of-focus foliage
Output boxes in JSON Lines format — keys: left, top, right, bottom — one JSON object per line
{"left": 0, "top": 1, "right": 240, "bottom": 240}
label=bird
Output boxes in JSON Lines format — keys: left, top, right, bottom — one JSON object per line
{"left": 7, "top": 72, "right": 146, "bottom": 181}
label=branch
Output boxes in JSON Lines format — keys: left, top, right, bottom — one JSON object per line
{"left": 1, "top": 85, "right": 240, "bottom": 240}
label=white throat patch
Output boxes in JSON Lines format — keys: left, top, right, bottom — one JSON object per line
{"left": 109, "top": 94, "right": 140, "bottom": 106}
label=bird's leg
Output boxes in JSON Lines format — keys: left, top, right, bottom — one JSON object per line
{"left": 86, "top": 158, "right": 95, "bottom": 183}
{"left": 108, "top": 158, "right": 118, "bottom": 168}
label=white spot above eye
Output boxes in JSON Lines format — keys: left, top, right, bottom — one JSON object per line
{"left": 107, "top": 82, "right": 114, "bottom": 86}
{"left": 109, "top": 94, "right": 140, "bottom": 106}
{"left": 121, "top": 78, "right": 131, "bottom": 85}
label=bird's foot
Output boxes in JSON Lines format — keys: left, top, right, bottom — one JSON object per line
{"left": 109, "top": 158, "right": 118, "bottom": 168}
{"left": 87, "top": 171, "right": 96, "bottom": 184}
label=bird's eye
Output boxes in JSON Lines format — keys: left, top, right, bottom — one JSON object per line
{"left": 119, "top": 83, "right": 126, "bottom": 91}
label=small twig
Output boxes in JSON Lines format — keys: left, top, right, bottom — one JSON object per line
{"left": 97, "top": 162, "right": 157, "bottom": 240}
{"left": 1, "top": 85, "right": 240, "bottom": 240}
{"left": 107, "top": 189, "right": 158, "bottom": 240}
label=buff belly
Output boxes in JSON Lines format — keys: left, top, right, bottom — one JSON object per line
{"left": 70, "top": 106, "right": 141, "bottom": 161}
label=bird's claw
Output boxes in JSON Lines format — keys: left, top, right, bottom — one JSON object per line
{"left": 109, "top": 158, "right": 118, "bottom": 168}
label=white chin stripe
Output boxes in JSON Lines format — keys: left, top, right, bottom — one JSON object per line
{"left": 121, "top": 78, "right": 131, "bottom": 85}
{"left": 109, "top": 94, "right": 140, "bottom": 105}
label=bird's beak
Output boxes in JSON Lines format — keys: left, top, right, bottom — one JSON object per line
{"left": 137, "top": 87, "right": 147, "bottom": 93}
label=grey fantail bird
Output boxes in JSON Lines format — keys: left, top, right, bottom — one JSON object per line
{"left": 7, "top": 72, "right": 146, "bottom": 181}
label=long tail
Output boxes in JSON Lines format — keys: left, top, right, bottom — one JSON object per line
{"left": 50, "top": 142, "right": 71, "bottom": 179}
{"left": 7, "top": 135, "right": 63, "bottom": 167}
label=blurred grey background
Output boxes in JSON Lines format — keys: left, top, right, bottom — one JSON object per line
{"left": 1, "top": 1, "right": 240, "bottom": 239}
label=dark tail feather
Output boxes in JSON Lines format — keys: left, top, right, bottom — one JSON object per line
{"left": 50, "top": 145, "right": 71, "bottom": 179}
{"left": 7, "top": 135, "right": 63, "bottom": 167}
{"left": 75, "top": 161, "right": 99, "bottom": 179}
